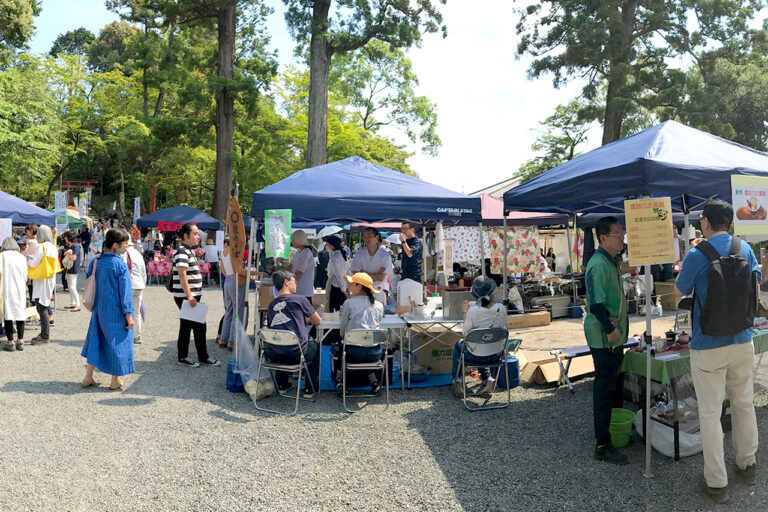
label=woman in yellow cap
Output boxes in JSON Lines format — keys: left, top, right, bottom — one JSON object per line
{"left": 331, "top": 272, "right": 385, "bottom": 394}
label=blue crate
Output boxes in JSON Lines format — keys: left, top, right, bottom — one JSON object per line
{"left": 496, "top": 355, "right": 520, "bottom": 389}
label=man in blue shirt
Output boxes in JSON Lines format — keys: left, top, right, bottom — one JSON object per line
{"left": 266, "top": 270, "right": 322, "bottom": 396}
{"left": 399, "top": 221, "right": 423, "bottom": 283}
{"left": 675, "top": 199, "right": 759, "bottom": 504}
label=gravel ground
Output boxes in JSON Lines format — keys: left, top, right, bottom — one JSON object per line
{"left": 1, "top": 283, "right": 767, "bottom": 511}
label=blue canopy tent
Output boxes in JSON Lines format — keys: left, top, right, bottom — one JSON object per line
{"left": 503, "top": 120, "right": 768, "bottom": 477}
{"left": 251, "top": 156, "right": 481, "bottom": 225}
{"left": 136, "top": 205, "right": 223, "bottom": 231}
{"left": 0, "top": 191, "right": 55, "bottom": 226}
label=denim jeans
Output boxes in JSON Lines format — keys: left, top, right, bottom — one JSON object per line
{"left": 452, "top": 340, "right": 494, "bottom": 381}
{"left": 266, "top": 340, "right": 320, "bottom": 391}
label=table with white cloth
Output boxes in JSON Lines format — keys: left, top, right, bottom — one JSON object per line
{"left": 401, "top": 315, "right": 464, "bottom": 388}
{"left": 315, "top": 315, "right": 407, "bottom": 390}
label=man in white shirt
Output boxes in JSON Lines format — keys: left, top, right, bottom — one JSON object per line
{"left": 124, "top": 240, "right": 148, "bottom": 343}
{"left": 288, "top": 230, "right": 316, "bottom": 301}
{"left": 350, "top": 227, "right": 393, "bottom": 303}
{"left": 204, "top": 238, "right": 221, "bottom": 285}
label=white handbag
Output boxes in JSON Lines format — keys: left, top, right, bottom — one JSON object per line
{"left": 82, "top": 257, "right": 99, "bottom": 312}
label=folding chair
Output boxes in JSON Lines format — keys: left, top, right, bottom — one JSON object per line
{"left": 253, "top": 329, "right": 318, "bottom": 416}
{"left": 341, "top": 329, "right": 390, "bottom": 413}
{"left": 456, "top": 327, "right": 510, "bottom": 411}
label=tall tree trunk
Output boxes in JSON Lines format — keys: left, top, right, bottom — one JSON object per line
{"left": 211, "top": 2, "right": 236, "bottom": 221}
{"left": 601, "top": 1, "right": 635, "bottom": 146}
{"left": 601, "top": 76, "right": 624, "bottom": 145}
{"left": 142, "top": 21, "right": 149, "bottom": 117}
{"left": 305, "top": 0, "right": 332, "bottom": 168}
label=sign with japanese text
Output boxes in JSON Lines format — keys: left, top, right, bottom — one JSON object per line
{"left": 624, "top": 197, "right": 675, "bottom": 266}
{"left": 227, "top": 196, "right": 246, "bottom": 273}
{"left": 731, "top": 175, "right": 768, "bottom": 235}
{"left": 158, "top": 221, "right": 186, "bottom": 232}
{"left": 54, "top": 191, "right": 68, "bottom": 231}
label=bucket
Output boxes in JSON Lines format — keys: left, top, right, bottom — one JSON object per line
{"left": 609, "top": 408, "right": 635, "bottom": 448}
{"left": 226, "top": 358, "right": 245, "bottom": 393}
{"left": 568, "top": 302, "right": 583, "bottom": 319}
{"left": 497, "top": 355, "right": 520, "bottom": 389}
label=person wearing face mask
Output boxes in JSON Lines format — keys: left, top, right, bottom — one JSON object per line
{"left": 80, "top": 229, "right": 134, "bottom": 391}
{"left": 584, "top": 216, "right": 629, "bottom": 466}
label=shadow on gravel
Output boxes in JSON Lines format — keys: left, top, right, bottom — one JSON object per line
{"left": 1, "top": 380, "right": 105, "bottom": 395}
{"left": 209, "top": 409, "right": 250, "bottom": 423}
{"left": 98, "top": 397, "right": 156, "bottom": 407}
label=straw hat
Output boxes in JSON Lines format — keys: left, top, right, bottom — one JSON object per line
{"left": 291, "top": 230, "right": 310, "bottom": 247}
{"left": 345, "top": 272, "right": 375, "bottom": 292}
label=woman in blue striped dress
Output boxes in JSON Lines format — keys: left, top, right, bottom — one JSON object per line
{"left": 81, "top": 229, "right": 135, "bottom": 391}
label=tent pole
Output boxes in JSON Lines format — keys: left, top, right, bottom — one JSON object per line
{"left": 502, "top": 214, "right": 508, "bottom": 300}
{"left": 251, "top": 220, "right": 260, "bottom": 338}
{"left": 572, "top": 215, "right": 579, "bottom": 301}
{"left": 422, "top": 222, "right": 427, "bottom": 296}
{"left": 683, "top": 213, "right": 691, "bottom": 258}
{"left": 479, "top": 221, "right": 485, "bottom": 277}
{"left": 643, "top": 265, "right": 653, "bottom": 479}
{"left": 566, "top": 218, "right": 574, "bottom": 273}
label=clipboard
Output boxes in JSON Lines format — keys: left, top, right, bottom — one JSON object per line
{"left": 180, "top": 300, "right": 208, "bottom": 324}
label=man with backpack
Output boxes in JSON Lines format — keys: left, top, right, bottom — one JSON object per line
{"left": 675, "top": 199, "right": 760, "bottom": 504}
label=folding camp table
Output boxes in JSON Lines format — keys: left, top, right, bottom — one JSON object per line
{"left": 550, "top": 338, "right": 640, "bottom": 394}
{"left": 401, "top": 315, "right": 464, "bottom": 389}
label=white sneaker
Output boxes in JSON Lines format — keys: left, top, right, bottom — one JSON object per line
{"left": 476, "top": 377, "right": 497, "bottom": 395}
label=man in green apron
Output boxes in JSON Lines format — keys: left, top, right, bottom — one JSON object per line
{"left": 584, "top": 216, "right": 629, "bottom": 465}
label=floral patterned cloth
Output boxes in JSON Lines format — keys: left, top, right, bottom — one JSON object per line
{"left": 443, "top": 226, "right": 492, "bottom": 263}
{"left": 487, "top": 226, "right": 540, "bottom": 274}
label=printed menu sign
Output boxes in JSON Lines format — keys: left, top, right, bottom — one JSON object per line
{"left": 624, "top": 197, "right": 675, "bottom": 266}
{"left": 731, "top": 175, "right": 768, "bottom": 235}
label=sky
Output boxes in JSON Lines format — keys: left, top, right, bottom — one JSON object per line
{"left": 28, "top": 0, "right": 589, "bottom": 194}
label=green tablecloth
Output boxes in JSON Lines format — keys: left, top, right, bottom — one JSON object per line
{"left": 620, "top": 330, "right": 768, "bottom": 386}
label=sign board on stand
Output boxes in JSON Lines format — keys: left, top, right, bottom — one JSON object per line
{"left": 624, "top": 197, "right": 675, "bottom": 266}
{"left": 227, "top": 196, "right": 246, "bottom": 274}
{"left": 54, "top": 191, "right": 68, "bottom": 232}
{"left": 731, "top": 175, "right": 768, "bottom": 235}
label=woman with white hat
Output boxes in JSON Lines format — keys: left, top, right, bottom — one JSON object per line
{"left": 288, "top": 230, "right": 316, "bottom": 302}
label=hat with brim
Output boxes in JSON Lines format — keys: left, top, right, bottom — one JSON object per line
{"left": 345, "top": 272, "right": 375, "bottom": 292}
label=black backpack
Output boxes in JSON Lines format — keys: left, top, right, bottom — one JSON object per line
{"left": 696, "top": 236, "right": 757, "bottom": 336}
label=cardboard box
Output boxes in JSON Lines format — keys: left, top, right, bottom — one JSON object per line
{"left": 507, "top": 311, "right": 551, "bottom": 329}
{"left": 258, "top": 283, "right": 274, "bottom": 309}
{"left": 516, "top": 349, "right": 595, "bottom": 384}
{"left": 312, "top": 290, "right": 327, "bottom": 308}
{"left": 655, "top": 281, "right": 677, "bottom": 311}
{"left": 413, "top": 325, "right": 461, "bottom": 375}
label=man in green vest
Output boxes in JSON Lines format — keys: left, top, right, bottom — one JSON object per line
{"left": 584, "top": 216, "right": 629, "bottom": 465}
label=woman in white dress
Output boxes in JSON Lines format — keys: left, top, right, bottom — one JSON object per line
{"left": 1, "top": 237, "right": 28, "bottom": 351}
{"left": 27, "top": 225, "right": 58, "bottom": 344}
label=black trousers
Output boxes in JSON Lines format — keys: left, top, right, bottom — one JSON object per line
{"left": 589, "top": 346, "right": 625, "bottom": 446}
{"left": 4, "top": 320, "right": 24, "bottom": 341}
{"left": 35, "top": 300, "right": 50, "bottom": 340}
{"left": 174, "top": 296, "right": 209, "bottom": 362}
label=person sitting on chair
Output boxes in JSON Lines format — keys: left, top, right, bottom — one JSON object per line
{"left": 331, "top": 272, "right": 385, "bottom": 395}
{"left": 452, "top": 276, "right": 507, "bottom": 397}
{"left": 266, "top": 270, "right": 323, "bottom": 396}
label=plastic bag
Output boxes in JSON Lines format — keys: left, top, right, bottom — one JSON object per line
{"left": 233, "top": 317, "right": 274, "bottom": 401}
{"left": 633, "top": 407, "right": 703, "bottom": 458}
{"left": 265, "top": 209, "right": 292, "bottom": 259}
{"left": 507, "top": 286, "right": 524, "bottom": 313}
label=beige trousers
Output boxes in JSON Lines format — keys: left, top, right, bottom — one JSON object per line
{"left": 690, "top": 342, "right": 758, "bottom": 488}
{"left": 132, "top": 289, "right": 144, "bottom": 339}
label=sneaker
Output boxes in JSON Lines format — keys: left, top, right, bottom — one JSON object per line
{"left": 199, "top": 358, "right": 221, "bottom": 366}
{"left": 452, "top": 379, "right": 465, "bottom": 398}
{"left": 703, "top": 483, "right": 730, "bottom": 504}
{"left": 133, "top": 336, "right": 141, "bottom": 344}
{"left": 177, "top": 358, "right": 200, "bottom": 368}
{"left": 302, "top": 386, "right": 316, "bottom": 399}
{"left": 476, "top": 377, "right": 497, "bottom": 395}
{"left": 30, "top": 336, "right": 49, "bottom": 345}
{"left": 335, "top": 380, "right": 344, "bottom": 395}
{"left": 277, "top": 381, "right": 293, "bottom": 392}
{"left": 15, "top": 342, "right": 23, "bottom": 351}
{"left": 371, "top": 382, "right": 381, "bottom": 395}
{"left": 734, "top": 463, "right": 756, "bottom": 486}
{"left": 3, "top": 341, "right": 16, "bottom": 352}
{"left": 594, "top": 444, "right": 628, "bottom": 465}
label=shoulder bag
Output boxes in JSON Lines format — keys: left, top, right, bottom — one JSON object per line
{"left": 83, "top": 257, "right": 99, "bottom": 312}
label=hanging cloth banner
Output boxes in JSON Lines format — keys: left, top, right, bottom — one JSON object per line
{"left": 158, "top": 221, "right": 185, "bottom": 232}
{"left": 732, "top": 175, "right": 768, "bottom": 235}
{"left": 227, "top": 196, "right": 247, "bottom": 274}
{"left": 265, "top": 209, "right": 292, "bottom": 259}
{"left": 133, "top": 197, "right": 141, "bottom": 223}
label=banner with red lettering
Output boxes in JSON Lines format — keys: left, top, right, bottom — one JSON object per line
{"left": 158, "top": 221, "right": 186, "bottom": 232}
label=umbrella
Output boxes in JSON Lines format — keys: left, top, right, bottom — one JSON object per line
{"left": 317, "top": 225, "right": 343, "bottom": 238}
{"left": 385, "top": 233, "right": 401, "bottom": 244}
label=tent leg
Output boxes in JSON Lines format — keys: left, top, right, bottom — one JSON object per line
{"left": 566, "top": 219, "right": 574, "bottom": 273}
{"left": 250, "top": 219, "right": 258, "bottom": 339}
{"left": 683, "top": 213, "right": 690, "bottom": 258}
{"left": 643, "top": 265, "right": 653, "bottom": 478}
{"left": 502, "top": 215, "right": 508, "bottom": 300}
{"left": 479, "top": 221, "right": 485, "bottom": 277}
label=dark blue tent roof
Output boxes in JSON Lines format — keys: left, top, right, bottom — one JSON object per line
{"left": 251, "top": 156, "right": 481, "bottom": 224}
{"left": 504, "top": 120, "right": 768, "bottom": 214}
{"left": 136, "top": 205, "right": 223, "bottom": 230}
{"left": 0, "top": 191, "right": 55, "bottom": 226}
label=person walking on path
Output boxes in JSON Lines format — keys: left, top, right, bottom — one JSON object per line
{"left": 63, "top": 231, "right": 83, "bottom": 312}
{"left": 124, "top": 239, "right": 147, "bottom": 344}
{"left": 675, "top": 199, "right": 760, "bottom": 504}
{"left": 583, "top": 216, "right": 629, "bottom": 466}
{"left": 81, "top": 229, "right": 135, "bottom": 391}
{"left": 28, "top": 225, "right": 58, "bottom": 344}
{"left": 1, "top": 237, "right": 29, "bottom": 351}
{"left": 171, "top": 223, "right": 219, "bottom": 368}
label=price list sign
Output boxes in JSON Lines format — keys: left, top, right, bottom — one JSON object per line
{"left": 624, "top": 197, "right": 675, "bottom": 267}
